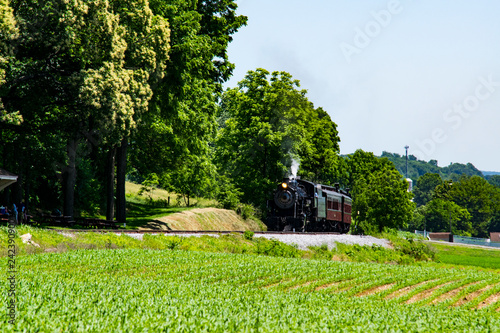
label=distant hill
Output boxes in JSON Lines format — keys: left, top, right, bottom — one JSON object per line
{"left": 483, "top": 171, "right": 500, "bottom": 177}
{"left": 379, "top": 151, "right": 485, "bottom": 186}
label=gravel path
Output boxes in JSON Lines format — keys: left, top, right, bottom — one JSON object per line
{"left": 121, "top": 232, "right": 391, "bottom": 250}
{"left": 253, "top": 233, "right": 391, "bottom": 250}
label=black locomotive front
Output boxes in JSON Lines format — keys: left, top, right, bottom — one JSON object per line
{"left": 267, "top": 177, "right": 314, "bottom": 231}
{"left": 267, "top": 177, "right": 353, "bottom": 233}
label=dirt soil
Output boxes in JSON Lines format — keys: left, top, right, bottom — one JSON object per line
{"left": 139, "top": 208, "right": 266, "bottom": 231}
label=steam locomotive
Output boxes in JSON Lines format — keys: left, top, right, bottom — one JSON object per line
{"left": 267, "top": 177, "right": 352, "bottom": 233}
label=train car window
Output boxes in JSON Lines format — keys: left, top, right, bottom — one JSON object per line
{"left": 344, "top": 205, "right": 352, "bottom": 214}
{"left": 332, "top": 200, "right": 340, "bottom": 211}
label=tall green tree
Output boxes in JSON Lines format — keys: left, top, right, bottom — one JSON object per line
{"left": 1, "top": 0, "right": 170, "bottom": 218}
{"left": 130, "top": 0, "right": 247, "bottom": 199}
{"left": 422, "top": 198, "right": 472, "bottom": 235}
{"left": 296, "top": 107, "right": 341, "bottom": 184}
{"left": 343, "top": 150, "right": 394, "bottom": 190}
{"left": 437, "top": 176, "right": 500, "bottom": 237}
{"left": 349, "top": 152, "right": 415, "bottom": 233}
{"left": 0, "top": 0, "right": 20, "bottom": 125}
{"left": 413, "top": 173, "right": 442, "bottom": 207}
{"left": 487, "top": 175, "right": 500, "bottom": 188}
{"left": 215, "top": 69, "right": 341, "bottom": 207}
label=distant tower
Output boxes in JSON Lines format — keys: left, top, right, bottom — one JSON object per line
{"left": 404, "top": 145, "right": 409, "bottom": 179}
{"left": 405, "top": 145, "right": 412, "bottom": 192}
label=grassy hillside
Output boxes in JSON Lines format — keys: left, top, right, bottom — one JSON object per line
{"left": 124, "top": 181, "right": 266, "bottom": 231}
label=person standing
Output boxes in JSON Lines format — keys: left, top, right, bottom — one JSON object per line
{"left": 19, "top": 201, "right": 26, "bottom": 223}
{"left": 12, "top": 203, "right": 18, "bottom": 222}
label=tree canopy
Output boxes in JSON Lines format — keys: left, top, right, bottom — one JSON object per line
{"left": 129, "top": 0, "right": 246, "bottom": 201}
{"left": 410, "top": 174, "right": 500, "bottom": 237}
{"left": 0, "top": 0, "right": 171, "bottom": 217}
{"left": 380, "top": 151, "right": 484, "bottom": 184}
{"left": 346, "top": 150, "right": 415, "bottom": 233}
{"left": 413, "top": 173, "right": 443, "bottom": 207}
{"left": 214, "top": 69, "right": 341, "bottom": 207}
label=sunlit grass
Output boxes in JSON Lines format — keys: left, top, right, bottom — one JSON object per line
{"left": 430, "top": 242, "right": 500, "bottom": 270}
{"left": 124, "top": 181, "right": 219, "bottom": 228}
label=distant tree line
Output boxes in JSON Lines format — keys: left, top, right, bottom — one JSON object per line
{"left": 409, "top": 173, "right": 500, "bottom": 237}
{"left": 380, "top": 152, "right": 500, "bottom": 236}
{"left": 380, "top": 151, "right": 484, "bottom": 184}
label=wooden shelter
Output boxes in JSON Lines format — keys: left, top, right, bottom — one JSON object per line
{"left": 0, "top": 169, "right": 17, "bottom": 191}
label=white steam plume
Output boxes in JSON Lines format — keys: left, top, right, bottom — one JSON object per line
{"left": 291, "top": 158, "right": 300, "bottom": 178}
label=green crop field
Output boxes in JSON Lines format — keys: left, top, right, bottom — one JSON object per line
{"left": 2, "top": 249, "right": 500, "bottom": 332}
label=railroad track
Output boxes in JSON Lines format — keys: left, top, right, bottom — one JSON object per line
{"left": 60, "top": 229, "right": 341, "bottom": 235}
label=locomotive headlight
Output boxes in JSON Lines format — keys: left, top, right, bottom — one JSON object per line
{"left": 281, "top": 182, "right": 288, "bottom": 189}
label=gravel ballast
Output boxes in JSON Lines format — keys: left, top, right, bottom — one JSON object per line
{"left": 59, "top": 231, "right": 391, "bottom": 250}
{"left": 121, "top": 232, "right": 390, "bottom": 250}
{"left": 253, "top": 233, "right": 391, "bottom": 250}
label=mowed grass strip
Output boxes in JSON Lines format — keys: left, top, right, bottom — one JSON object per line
{"left": 432, "top": 242, "right": 500, "bottom": 270}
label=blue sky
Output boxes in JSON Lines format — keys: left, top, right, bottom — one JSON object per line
{"left": 225, "top": 0, "right": 500, "bottom": 172}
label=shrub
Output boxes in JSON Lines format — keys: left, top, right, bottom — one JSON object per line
{"left": 387, "top": 233, "right": 436, "bottom": 262}
{"left": 237, "top": 204, "right": 254, "bottom": 220}
{"left": 255, "top": 239, "right": 302, "bottom": 258}
{"left": 243, "top": 230, "right": 254, "bottom": 240}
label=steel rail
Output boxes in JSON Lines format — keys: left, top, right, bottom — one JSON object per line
{"left": 59, "top": 229, "right": 341, "bottom": 235}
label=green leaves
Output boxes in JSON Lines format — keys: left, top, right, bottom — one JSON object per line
{"left": 423, "top": 198, "right": 472, "bottom": 235}
{"left": 432, "top": 175, "right": 500, "bottom": 237}
{"left": 215, "top": 69, "right": 341, "bottom": 207}
{"left": 348, "top": 150, "right": 415, "bottom": 233}
{"left": 0, "top": 0, "right": 171, "bottom": 216}
{"left": 130, "top": 0, "right": 246, "bottom": 201}
{"left": 413, "top": 173, "right": 443, "bottom": 207}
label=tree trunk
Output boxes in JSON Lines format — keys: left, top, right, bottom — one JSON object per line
{"left": 116, "top": 138, "right": 127, "bottom": 223}
{"left": 63, "top": 139, "right": 77, "bottom": 218}
{"left": 105, "top": 147, "right": 116, "bottom": 221}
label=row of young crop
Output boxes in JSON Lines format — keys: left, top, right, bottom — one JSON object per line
{"left": 247, "top": 259, "right": 500, "bottom": 309}
{"left": 2, "top": 249, "right": 500, "bottom": 331}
